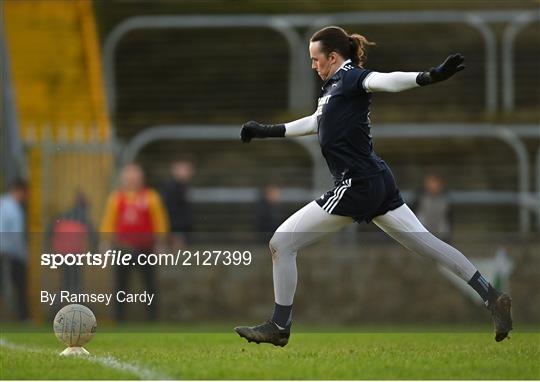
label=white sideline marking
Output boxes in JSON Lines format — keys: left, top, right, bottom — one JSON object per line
{"left": 0, "top": 338, "right": 173, "bottom": 380}
{"left": 90, "top": 354, "right": 172, "bottom": 380}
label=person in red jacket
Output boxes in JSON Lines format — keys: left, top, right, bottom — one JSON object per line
{"left": 101, "top": 163, "right": 169, "bottom": 321}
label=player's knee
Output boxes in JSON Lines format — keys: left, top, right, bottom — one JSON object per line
{"left": 269, "top": 232, "right": 293, "bottom": 261}
{"left": 269, "top": 234, "right": 280, "bottom": 261}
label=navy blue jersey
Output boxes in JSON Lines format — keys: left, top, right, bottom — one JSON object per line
{"left": 316, "top": 60, "right": 387, "bottom": 183}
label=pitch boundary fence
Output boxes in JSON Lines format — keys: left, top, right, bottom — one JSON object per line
{"left": 103, "top": 9, "right": 539, "bottom": 138}
{"left": 120, "top": 124, "right": 540, "bottom": 233}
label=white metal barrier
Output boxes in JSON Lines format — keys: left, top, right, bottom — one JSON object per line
{"left": 103, "top": 10, "right": 539, "bottom": 127}
{"left": 120, "top": 124, "right": 540, "bottom": 233}
{"left": 502, "top": 10, "right": 540, "bottom": 112}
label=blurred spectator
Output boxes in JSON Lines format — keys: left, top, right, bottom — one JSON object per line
{"left": 414, "top": 173, "right": 451, "bottom": 237}
{"left": 100, "top": 164, "right": 169, "bottom": 321}
{"left": 0, "top": 178, "right": 29, "bottom": 320}
{"left": 47, "top": 190, "right": 97, "bottom": 293}
{"left": 256, "top": 184, "right": 282, "bottom": 243}
{"left": 161, "top": 159, "right": 194, "bottom": 248}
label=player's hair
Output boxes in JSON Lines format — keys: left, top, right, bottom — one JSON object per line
{"left": 310, "top": 26, "right": 375, "bottom": 67}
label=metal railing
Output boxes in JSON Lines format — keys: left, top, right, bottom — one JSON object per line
{"left": 103, "top": 9, "right": 539, "bottom": 135}
{"left": 100, "top": 11, "right": 540, "bottom": 232}
{"left": 120, "top": 124, "right": 540, "bottom": 233}
{"left": 102, "top": 15, "right": 309, "bottom": 115}
{"left": 502, "top": 10, "right": 540, "bottom": 112}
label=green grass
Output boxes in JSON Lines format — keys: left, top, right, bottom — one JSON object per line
{"left": 1, "top": 328, "right": 539, "bottom": 379}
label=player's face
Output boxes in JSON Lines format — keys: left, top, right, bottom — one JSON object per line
{"left": 309, "top": 41, "right": 340, "bottom": 81}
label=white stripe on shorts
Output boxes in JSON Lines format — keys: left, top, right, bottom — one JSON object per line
{"left": 322, "top": 178, "right": 351, "bottom": 213}
{"left": 321, "top": 180, "right": 346, "bottom": 211}
{"left": 321, "top": 184, "right": 345, "bottom": 211}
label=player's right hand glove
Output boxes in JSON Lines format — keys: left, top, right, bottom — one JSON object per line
{"left": 240, "top": 121, "right": 285, "bottom": 143}
{"left": 416, "top": 53, "right": 466, "bottom": 86}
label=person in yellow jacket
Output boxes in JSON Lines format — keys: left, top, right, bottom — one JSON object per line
{"left": 100, "top": 163, "right": 169, "bottom": 321}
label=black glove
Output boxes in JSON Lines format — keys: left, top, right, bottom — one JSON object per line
{"left": 240, "top": 121, "right": 285, "bottom": 143}
{"left": 416, "top": 53, "right": 466, "bottom": 86}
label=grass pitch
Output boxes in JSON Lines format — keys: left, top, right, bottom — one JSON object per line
{"left": 1, "top": 327, "right": 539, "bottom": 380}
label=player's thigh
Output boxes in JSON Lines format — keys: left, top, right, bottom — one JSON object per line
{"left": 372, "top": 203, "right": 427, "bottom": 233}
{"left": 372, "top": 203, "right": 437, "bottom": 254}
{"left": 271, "top": 201, "right": 352, "bottom": 253}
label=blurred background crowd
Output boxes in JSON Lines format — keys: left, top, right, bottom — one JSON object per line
{"left": 0, "top": 0, "right": 538, "bottom": 327}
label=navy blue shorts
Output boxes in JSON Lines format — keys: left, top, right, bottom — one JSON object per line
{"left": 315, "top": 169, "right": 404, "bottom": 223}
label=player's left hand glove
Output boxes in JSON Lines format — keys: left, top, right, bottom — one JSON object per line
{"left": 240, "top": 121, "right": 285, "bottom": 143}
{"left": 416, "top": 53, "right": 466, "bottom": 86}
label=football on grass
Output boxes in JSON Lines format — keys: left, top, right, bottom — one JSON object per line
{"left": 53, "top": 304, "right": 97, "bottom": 347}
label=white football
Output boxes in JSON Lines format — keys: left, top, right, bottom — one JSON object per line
{"left": 53, "top": 304, "right": 97, "bottom": 347}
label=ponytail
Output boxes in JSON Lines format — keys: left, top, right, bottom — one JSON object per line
{"left": 311, "top": 26, "right": 375, "bottom": 68}
{"left": 348, "top": 33, "right": 375, "bottom": 67}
